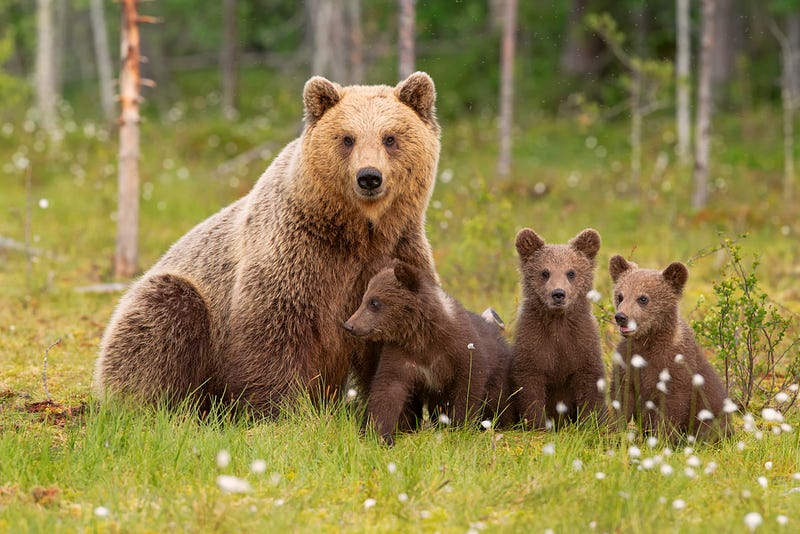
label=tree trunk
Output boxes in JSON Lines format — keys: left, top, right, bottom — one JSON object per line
{"left": 710, "top": 0, "right": 735, "bottom": 87}
{"left": 398, "top": 0, "right": 415, "bottom": 80}
{"left": 559, "top": 0, "right": 602, "bottom": 76}
{"left": 676, "top": 0, "right": 691, "bottom": 167}
{"left": 692, "top": 0, "right": 716, "bottom": 210}
{"left": 221, "top": 0, "right": 238, "bottom": 119}
{"left": 90, "top": 0, "right": 115, "bottom": 123}
{"left": 497, "top": 0, "right": 517, "bottom": 179}
{"left": 345, "top": 0, "right": 363, "bottom": 84}
{"left": 35, "top": 0, "right": 58, "bottom": 136}
{"left": 310, "top": 0, "right": 346, "bottom": 81}
{"left": 115, "top": 0, "right": 143, "bottom": 278}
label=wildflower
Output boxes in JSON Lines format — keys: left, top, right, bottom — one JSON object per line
{"left": 612, "top": 352, "right": 626, "bottom": 368}
{"left": 780, "top": 423, "right": 793, "bottom": 433}
{"left": 627, "top": 446, "right": 642, "bottom": 458}
{"left": 684, "top": 467, "right": 696, "bottom": 478}
{"left": 704, "top": 461, "right": 718, "bottom": 475}
{"left": 438, "top": 414, "right": 451, "bottom": 426}
{"left": 38, "top": 198, "right": 49, "bottom": 209}
{"left": 660, "top": 464, "right": 674, "bottom": 476}
{"left": 587, "top": 289, "right": 601, "bottom": 302}
{"left": 595, "top": 472, "right": 606, "bottom": 480}
{"left": 398, "top": 493, "right": 408, "bottom": 502}
{"left": 657, "top": 381, "right": 668, "bottom": 394}
{"left": 645, "top": 400, "right": 656, "bottom": 410}
{"left": 646, "top": 436, "right": 659, "bottom": 448}
{"left": 790, "top": 383, "right": 799, "bottom": 393}
{"left": 744, "top": 512, "right": 763, "bottom": 532}
{"left": 723, "top": 398, "right": 738, "bottom": 413}
{"left": 674, "top": 354, "right": 685, "bottom": 364}
{"left": 250, "top": 459, "right": 267, "bottom": 474}
{"left": 672, "top": 499, "right": 686, "bottom": 510}
{"left": 556, "top": 402, "right": 568, "bottom": 415}
{"left": 543, "top": 443, "right": 556, "bottom": 456}
{"left": 94, "top": 506, "right": 110, "bottom": 518}
{"left": 346, "top": 388, "right": 358, "bottom": 400}
{"left": 217, "top": 475, "right": 251, "bottom": 493}
{"left": 757, "top": 476, "right": 768, "bottom": 489}
{"left": 363, "top": 498, "right": 376, "bottom": 510}
{"left": 274, "top": 498, "right": 285, "bottom": 507}
{"left": 631, "top": 355, "right": 647, "bottom": 369}
{"left": 737, "top": 441, "right": 746, "bottom": 451}
{"left": 777, "top": 515, "right": 788, "bottom": 526}
{"left": 641, "top": 458, "right": 655, "bottom": 470}
{"left": 765, "top": 461, "right": 773, "bottom": 470}
{"left": 387, "top": 462, "right": 397, "bottom": 474}
{"left": 572, "top": 458, "right": 584, "bottom": 471}
{"left": 481, "top": 420, "right": 492, "bottom": 430}
{"left": 743, "top": 413, "right": 756, "bottom": 432}
{"left": 762, "top": 408, "right": 784, "bottom": 423}
{"left": 697, "top": 409, "right": 714, "bottom": 421}
{"left": 687, "top": 456, "right": 701, "bottom": 468}
{"left": 611, "top": 400, "right": 621, "bottom": 411}
{"left": 467, "top": 342, "right": 475, "bottom": 350}
{"left": 216, "top": 449, "right": 231, "bottom": 468}
{"left": 596, "top": 378, "right": 607, "bottom": 393}
{"left": 659, "top": 369, "right": 671, "bottom": 382}
{"left": 692, "top": 374, "right": 705, "bottom": 387}
{"left": 775, "top": 392, "right": 790, "bottom": 403}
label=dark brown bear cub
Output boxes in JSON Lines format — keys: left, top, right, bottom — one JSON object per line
{"left": 344, "top": 261, "right": 513, "bottom": 445}
{"left": 511, "top": 228, "right": 607, "bottom": 429}
{"left": 609, "top": 256, "right": 731, "bottom": 441}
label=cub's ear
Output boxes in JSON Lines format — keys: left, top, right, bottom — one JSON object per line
{"left": 609, "top": 255, "right": 634, "bottom": 282}
{"left": 570, "top": 228, "right": 601, "bottom": 261}
{"left": 515, "top": 228, "right": 545, "bottom": 260}
{"left": 394, "top": 262, "right": 420, "bottom": 293}
{"left": 303, "top": 76, "right": 342, "bottom": 125}
{"left": 395, "top": 72, "right": 437, "bottom": 125}
{"left": 662, "top": 262, "right": 689, "bottom": 294}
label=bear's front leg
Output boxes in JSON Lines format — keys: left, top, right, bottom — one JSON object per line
{"left": 514, "top": 375, "right": 549, "bottom": 430}
{"left": 573, "top": 366, "right": 609, "bottom": 425}
{"left": 366, "top": 346, "right": 416, "bottom": 446}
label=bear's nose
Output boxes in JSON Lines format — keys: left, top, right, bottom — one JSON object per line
{"left": 614, "top": 312, "right": 628, "bottom": 326}
{"left": 551, "top": 289, "right": 566, "bottom": 302}
{"left": 357, "top": 167, "right": 383, "bottom": 191}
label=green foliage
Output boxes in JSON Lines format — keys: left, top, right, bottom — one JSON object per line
{"left": 692, "top": 237, "right": 800, "bottom": 412}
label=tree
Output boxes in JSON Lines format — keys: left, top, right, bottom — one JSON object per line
{"left": 398, "top": 0, "right": 415, "bottom": 80}
{"left": 676, "top": 0, "right": 691, "bottom": 166}
{"left": 221, "top": 0, "right": 238, "bottom": 119}
{"left": 35, "top": 0, "right": 58, "bottom": 136}
{"left": 559, "top": 0, "right": 603, "bottom": 76}
{"left": 345, "top": 0, "right": 363, "bottom": 84}
{"left": 309, "top": 0, "right": 346, "bottom": 81}
{"left": 89, "top": 0, "right": 115, "bottom": 122}
{"left": 692, "top": 0, "right": 716, "bottom": 209}
{"left": 496, "top": 0, "right": 517, "bottom": 179}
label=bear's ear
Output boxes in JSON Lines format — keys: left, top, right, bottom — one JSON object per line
{"left": 395, "top": 72, "right": 437, "bottom": 125}
{"left": 570, "top": 228, "right": 601, "bottom": 261}
{"left": 303, "top": 76, "right": 342, "bottom": 125}
{"left": 662, "top": 262, "right": 689, "bottom": 294}
{"left": 609, "top": 255, "right": 634, "bottom": 282}
{"left": 515, "top": 228, "right": 545, "bottom": 259}
{"left": 394, "top": 262, "right": 420, "bottom": 293}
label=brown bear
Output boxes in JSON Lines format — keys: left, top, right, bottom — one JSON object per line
{"left": 511, "top": 228, "right": 607, "bottom": 429}
{"left": 94, "top": 72, "right": 441, "bottom": 416}
{"left": 343, "top": 261, "right": 514, "bottom": 445}
{"left": 609, "top": 255, "right": 731, "bottom": 441}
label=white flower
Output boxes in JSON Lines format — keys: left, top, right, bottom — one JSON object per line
{"left": 612, "top": 352, "right": 625, "bottom": 368}
{"left": 744, "top": 512, "right": 763, "bottom": 532}
{"left": 686, "top": 455, "right": 701, "bottom": 468}
{"left": 674, "top": 354, "right": 685, "bottom": 363}
{"left": 765, "top": 461, "right": 773, "bottom": 470}
{"left": 697, "top": 409, "right": 714, "bottom": 421}
{"left": 692, "top": 374, "right": 705, "bottom": 387}
{"left": 704, "top": 461, "right": 718, "bottom": 475}
{"left": 757, "top": 476, "right": 768, "bottom": 489}
{"left": 659, "top": 369, "right": 671, "bottom": 382}
{"left": 467, "top": 342, "right": 475, "bottom": 350}
{"left": 790, "top": 383, "right": 799, "bottom": 392}
{"left": 216, "top": 449, "right": 231, "bottom": 468}
{"left": 723, "top": 398, "right": 738, "bottom": 413}
{"left": 595, "top": 472, "right": 606, "bottom": 480}
{"left": 672, "top": 499, "right": 686, "bottom": 510}
{"left": 776, "top": 392, "right": 790, "bottom": 403}
{"left": 631, "top": 355, "right": 647, "bottom": 369}
{"left": 94, "top": 506, "right": 110, "bottom": 518}
{"left": 645, "top": 400, "right": 656, "bottom": 410}
{"left": 684, "top": 467, "right": 696, "bottom": 478}
{"left": 363, "top": 498, "right": 376, "bottom": 510}
{"left": 346, "top": 388, "right": 358, "bottom": 400}
{"left": 611, "top": 400, "right": 621, "bottom": 411}
{"left": 217, "top": 475, "right": 251, "bottom": 494}
{"left": 481, "top": 419, "right": 492, "bottom": 430}
{"left": 38, "top": 198, "right": 49, "bottom": 209}
{"left": 398, "top": 493, "right": 408, "bottom": 502}
{"left": 543, "top": 443, "right": 556, "bottom": 456}
{"left": 737, "top": 441, "right": 746, "bottom": 451}
{"left": 587, "top": 289, "right": 602, "bottom": 302}
{"left": 780, "top": 423, "right": 793, "bottom": 433}
{"left": 641, "top": 458, "right": 655, "bottom": 470}
{"left": 762, "top": 408, "right": 784, "bottom": 423}
{"left": 274, "top": 498, "right": 285, "bottom": 507}
{"left": 572, "top": 458, "right": 584, "bottom": 471}
{"left": 556, "top": 401, "right": 568, "bottom": 415}
{"left": 438, "top": 414, "right": 451, "bottom": 426}
{"left": 646, "top": 436, "right": 659, "bottom": 448}
{"left": 743, "top": 413, "right": 756, "bottom": 432}
{"left": 660, "top": 464, "right": 674, "bottom": 476}
{"left": 777, "top": 515, "right": 789, "bottom": 526}
{"left": 627, "top": 446, "right": 641, "bottom": 458}
{"left": 596, "top": 378, "right": 607, "bottom": 393}
{"left": 250, "top": 459, "right": 267, "bottom": 474}
{"left": 657, "top": 381, "right": 668, "bottom": 394}
{"left": 387, "top": 462, "right": 397, "bottom": 474}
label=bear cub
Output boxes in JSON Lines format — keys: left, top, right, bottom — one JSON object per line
{"left": 609, "top": 255, "right": 731, "bottom": 441}
{"left": 511, "top": 228, "right": 607, "bottom": 429}
{"left": 344, "top": 261, "right": 514, "bottom": 445}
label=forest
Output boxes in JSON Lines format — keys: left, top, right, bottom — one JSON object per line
{"left": 1, "top": 1, "right": 800, "bottom": 532}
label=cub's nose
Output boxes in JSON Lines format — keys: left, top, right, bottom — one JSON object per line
{"left": 357, "top": 167, "right": 383, "bottom": 191}
{"left": 614, "top": 312, "right": 628, "bottom": 326}
{"left": 551, "top": 288, "right": 566, "bottom": 303}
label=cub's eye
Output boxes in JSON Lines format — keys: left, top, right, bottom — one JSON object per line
{"left": 541, "top": 270, "right": 550, "bottom": 280}
{"left": 566, "top": 270, "right": 576, "bottom": 280}
{"left": 369, "top": 297, "right": 381, "bottom": 310}
{"left": 615, "top": 293, "right": 623, "bottom": 305}
{"left": 343, "top": 135, "right": 355, "bottom": 147}
{"left": 637, "top": 295, "right": 649, "bottom": 305}
{"left": 383, "top": 135, "right": 395, "bottom": 147}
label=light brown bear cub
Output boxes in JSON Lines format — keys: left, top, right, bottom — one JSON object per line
{"left": 95, "top": 73, "right": 441, "bottom": 415}
{"left": 511, "top": 228, "right": 607, "bottom": 429}
{"left": 344, "top": 261, "right": 514, "bottom": 445}
{"left": 609, "top": 256, "right": 731, "bottom": 440}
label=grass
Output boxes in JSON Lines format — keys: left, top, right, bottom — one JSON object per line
{"left": 2, "top": 67, "right": 800, "bottom": 531}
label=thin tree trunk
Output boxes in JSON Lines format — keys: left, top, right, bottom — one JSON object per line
{"left": 777, "top": 14, "right": 800, "bottom": 200}
{"left": 35, "top": 0, "right": 58, "bottom": 135}
{"left": 676, "top": 0, "right": 691, "bottom": 166}
{"left": 90, "top": 0, "right": 115, "bottom": 122}
{"left": 692, "top": 0, "right": 716, "bottom": 210}
{"left": 310, "top": 0, "right": 346, "bottom": 81}
{"left": 630, "top": 5, "right": 645, "bottom": 188}
{"left": 345, "top": 0, "right": 363, "bottom": 84}
{"left": 221, "top": 0, "right": 238, "bottom": 119}
{"left": 398, "top": 0, "right": 415, "bottom": 80}
{"left": 497, "top": 0, "right": 517, "bottom": 179}
{"left": 115, "top": 0, "right": 143, "bottom": 278}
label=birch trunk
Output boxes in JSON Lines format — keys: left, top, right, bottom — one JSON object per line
{"left": 692, "top": 0, "right": 715, "bottom": 210}
{"left": 221, "top": 0, "right": 238, "bottom": 119}
{"left": 35, "top": 0, "right": 58, "bottom": 135}
{"left": 90, "top": 0, "right": 115, "bottom": 122}
{"left": 676, "top": 0, "right": 691, "bottom": 166}
{"left": 398, "top": 0, "right": 415, "bottom": 81}
{"left": 497, "top": 0, "right": 517, "bottom": 179}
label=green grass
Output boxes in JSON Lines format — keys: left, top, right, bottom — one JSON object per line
{"left": 2, "top": 68, "right": 800, "bottom": 531}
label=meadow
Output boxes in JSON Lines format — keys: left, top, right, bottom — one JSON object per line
{"left": 1, "top": 68, "right": 799, "bottom": 532}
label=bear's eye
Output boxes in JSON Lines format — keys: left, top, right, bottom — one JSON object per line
{"left": 343, "top": 135, "right": 355, "bottom": 147}
{"left": 615, "top": 293, "right": 623, "bottom": 305}
{"left": 637, "top": 295, "right": 649, "bottom": 305}
{"left": 369, "top": 297, "right": 381, "bottom": 310}
{"left": 383, "top": 135, "right": 396, "bottom": 147}
{"left": 541, "top": 270, "right": 550, "bottom": 280}
{"left": 566, "top": 270, "right": 576, "bottom": 280}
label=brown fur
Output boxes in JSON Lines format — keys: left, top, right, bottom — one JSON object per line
{"left": 343, "top": 262, "right": 514, "bottom": 445}
{"left": 609, "top": 256, "right": 731, "bottom": 441}
{"left": 511, "top": 228, "right": 607, "bottom": 429}
{"left": 94, "top": 73, "right": 441, "bottom": 415}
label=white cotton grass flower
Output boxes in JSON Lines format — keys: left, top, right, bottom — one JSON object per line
{"left": 775, "top": 392, "right": 790, "bottom": 403}
{"left": 397, "top": 493, "right": 408, "bottom": 503}
{"left": 704, "top": 461, "right": 718, "bottom": 475}
{"left": 556, "top": 401, "right": 568, "bottom": 415}
{"left": 387, "top": 462, "right": 397, "bottom": 474}
{"left": 438, "top": 413, "right": 451, "bottom": 426}
{"left": 692, "top": 374, "right": 705, "bottom": 387}
{"left": 762, "top": 408, "right": 784, "bottom": 423}
{"left": 467, "top": 342, "right": 475, "bottom": 350}
{"left": 757, "top": 476, "right": 768, "bottom": 489}
{"left": 274, "top": 498, "right": 285, "bottom": 507}
{"left": 697, "top": 409, "right": 714, "bottom": 421}
{"left": 660, "top": 464, "right": 674, "bottom": 476}
{"left": 790, "top": 383, "right": 799, "bottom": 393}
{"left": 596, "top": 378, "right": 607, "bottom": 393}
{"left": 595, "top": 472, "right": 606, "bottom": 480}
{"left": 363, "top": 498, "right": 376, "bottom": 510}
{"left": 481, "top": 419, "right": 492, "bottom": 430}
{"left": 657, "top": 381, "right": 668, "bottom": 394}
{"left": 612, "top": 352, "right": 625, "bottom": 368}
{"left": 572, "top": 458, "right": 584, "bottom": 471}
{"left": 737, "top": 441, "right": 747, "bottom": 451}
{"left": 684, "top": 467, "right": 697, "bottom": 478}
{"left": 765, "top": 461, "right": 773, "bottom": 470}
{"left": 780, "top": 423, "right": 793, "bottom": 433}
{"left": 646, "top": 436, "right": 659, "bottom": 449}
{"left": 645, "top": 400, "right": 657, "bottom": 411}
{"left": 743, "top": 413, "right": 756, "bottom": 432}
{"left": 542, "top": 443, "right": 556, "bottom": 456}
{"left": 723, "top": 398, "right": 738, "bottom": 413}
{"left": 545, "top": 418, "right": 554, "bottom": 430}
{"left": 611, "top": 400, "right": 621, "bottom": 411}
{"left": 744, "top": 512, "right": 763, "bottom": 532}
{"left": 672, "top": 499, "right": 686, "bottom": 510}
{"left": 217, "top": 475, "right": 252, "bottom": 494}
{"left": 38, "top": 198, "right": 49, "bottom": 209}
{"left": 631, "top": 355, "right": 647, "bottom": 369}
{"left": 627, "top": 446, "right": 641, "bottom": 458}
{"left": 346, "top": 388, "right": 358, "bottom": 400}
{"left": 641, "top": 458, "right": 655, "bottom": 470}
{"left": 94, "top": 506, "right": 110, "bottom": 518}
{"left": 587, "top": 289, "right": 602, "bottom": 302}
{"left": 216, "top": 449, "right": 231, "bottom": 468}
{"left": 250, "top": 459, "right": 267, "bottom": 474}
{"left": 777, "top": 515, "right": 789, "bottom": 526}
{"left": 659, "top": 369, "right": 671, "bottom": 382}
{"left": 674, "top": 354, "right": 685, "bottom": 364}
{"left": 686, "top": 455, "right": 701, "bottom": 468}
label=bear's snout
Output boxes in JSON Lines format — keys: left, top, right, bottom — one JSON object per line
{"left": 614, "top": 312, "right": 628, "bottom": 327}
{"left": 551, "top": 288, "right": 566, "bottom": 304}
{"left": 356, "top": 167, "right": 383, "bottom": 193}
